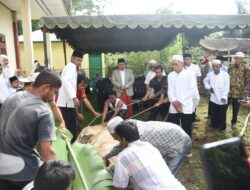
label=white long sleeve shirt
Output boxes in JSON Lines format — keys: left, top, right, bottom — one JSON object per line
{"left": 185, "top": 64, "right": 201, "bottom": 111}
{"left": 168, "top": 69, "right": 196, "bottom": 114}
{"left": 203, "top": 71, "right": 230, "bottom": 105}
{"left": 57, "top": 62, "right": 77, "bottom": 108}
{"left": 0, "top": 79, "right": 16, "bottom": 103}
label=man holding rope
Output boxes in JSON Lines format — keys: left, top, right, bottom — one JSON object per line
{"left": 142, "top": 65, "right": 169, "bottom": 121}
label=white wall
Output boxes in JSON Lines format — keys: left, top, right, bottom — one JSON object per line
{"left": 0, "top": 3, "right": 17, "bottom": 75}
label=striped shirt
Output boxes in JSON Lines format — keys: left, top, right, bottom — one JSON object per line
{"left": 113, "top": 140, "right": 186, "bottom": 190}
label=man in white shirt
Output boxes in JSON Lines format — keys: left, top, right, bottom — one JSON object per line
{"left": 111, "top": 58, "right": 134, "bottom": 117}
{"left": 167, "top": 55, "right": 196, "bottom": 138}
{"left": 0, "top": 76, "right": 19, "bottom": 108}
{"left": 204, "top": 59, "right": 230, "bottom": 131}
{"left": 57, "top": 50, "right": 83, "bottom": 143}
{"left": 112, "top": 121, "right": 186, "bottom": 190}
{"left": 184, "top": 54, "right": 201, "bottom": 122}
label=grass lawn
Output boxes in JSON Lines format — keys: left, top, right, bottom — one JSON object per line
{"left": 80, "top": 93, "right": 250, "bottom": 190}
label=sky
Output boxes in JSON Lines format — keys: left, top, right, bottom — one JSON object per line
{"left": 104, "top": 0, "right": 238, "bottom": 15}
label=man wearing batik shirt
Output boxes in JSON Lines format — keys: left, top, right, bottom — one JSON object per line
{"left": 104, "top": 116, "right": 191, "bottom": 176}
{"left": 112, "top": 121, "right": 186, "bottom": 190}
{"left": 227, "top": 52, "right": 250, "bottom": 129}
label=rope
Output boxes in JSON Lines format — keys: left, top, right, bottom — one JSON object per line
{"left": 240, "top": 112, "right": 250, "bottom": 138}
{"left": 85, "top": 99, "right": 143, "bottom": 127}
{"left": 128, "top": 105, "right": 156, "bottom": 119}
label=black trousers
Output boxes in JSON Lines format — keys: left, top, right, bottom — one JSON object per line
{"left": 59, "top": 107, "right": 77, "bottom": 143}
{"left": 0, "top": 179, "right": 30, "bottom": 190}
{"left": 167, "top": 113, "right": 193, "bottom": 138}
{"left": 227, "top": 97, "right": 240, "bottom": 125}
{"left": 147, "top": 102, "right": 170, "bottom": 121}
{"left": 208, "top": 99, "right": 212, "bottom": 117}
{"left": 210, "top": 102, "right": 227, "bottom": 130}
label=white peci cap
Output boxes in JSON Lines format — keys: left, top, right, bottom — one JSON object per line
{"left": 212, "top": 59, "right": 221, "bottom": 65}
{"left": 234, "top": 52, "right": 245, "bottom": 58}
{"left": 172, "top": 55, "right": 184, "bottom": 62}
{"left": 148, "top": 59, "right": 157, "bottom": 65}
{"left": 106, "top": 116, "right": 124, "bottom": 134}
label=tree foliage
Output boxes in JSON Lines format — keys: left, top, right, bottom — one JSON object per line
{"left": 17, "top": 20, "right": 40, "bottom": 36}
{"left": 71, "top": 0, "right": 106, "bottom": 15}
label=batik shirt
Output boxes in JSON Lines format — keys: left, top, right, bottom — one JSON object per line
{"left": 229, "top": 63, "right": 250, "bottom": 98}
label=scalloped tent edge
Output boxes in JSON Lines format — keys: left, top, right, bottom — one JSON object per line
{"left": 39, "top": 14, "right": 250, "bottom": 53}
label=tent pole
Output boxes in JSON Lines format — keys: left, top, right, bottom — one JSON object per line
{"left": 182, "top": 32, "right": 185, "bottom": 54}
{"left": 42, "top": 27, "right": 48, "bottom": 66}
{"left": 63, "top": 40, "right": 67, "bottom": 65}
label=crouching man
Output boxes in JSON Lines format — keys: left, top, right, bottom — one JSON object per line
{"left": 112, "top": 121, "right": 186, "bottom": 190}
{"left": 104, "top": 116, "right": 191, "bottom": 176}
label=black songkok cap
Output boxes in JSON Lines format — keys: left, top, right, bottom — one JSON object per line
{"left": 118, "top": 58, "right": 125, "bottom": 63}
{"left": 72, "top": 50, "right": 84, "bottom": 58}
{"left": 183, "top": 53, "right": 192, "bottom": 58}
{"left": 216, "top": 55, "right": 227, "bottom": 61}
{"left": 9, "top": 76, "right": 18, "bottom": 83}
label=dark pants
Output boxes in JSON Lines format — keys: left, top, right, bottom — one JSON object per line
{"left": 59, "top": 107, "right": 77, "bottom": 143}
{"left": 167, "top": 137, "right": 192, "bottom": 176}
{"left": 147, "top": 102, "right": 170, "bottom": 121}
{"left": 0, "top": 179, "right": 30, "bottom": 190}
{"left": 208, "top": 99, "right": 212, "bottom": 117}
{"left": 210, "top": 102, "right": 227, "bottom": 131}
{"left": 227, "top": 97, "right": 240, "bottom": 125}
{"left": 105, "top": 109, "right": 127, "bottom": 121}
{"left": 167, "top": 113, "right": 193, "bottom": 138}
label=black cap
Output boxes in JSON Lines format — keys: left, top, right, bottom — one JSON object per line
{"left": 216, "top": 55, "right": 227, "bottom": 61}
{"left": 183, "top": 54, "right": 192, "bottom": 58}
{"left": 9, "top": 76, "right": 18, "bottom": 83}
{"left": 72, "top": 50, "right": 84, "bottom": 58}
{"left": 118, "top": 58, "right": 125, "bottom": 63}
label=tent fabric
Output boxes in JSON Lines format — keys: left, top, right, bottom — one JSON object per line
{"left": 39, "top": 15, "right": 250, "bottom": 53}
{"left": 200, "top": 38, "right": 250, "bottom": 52}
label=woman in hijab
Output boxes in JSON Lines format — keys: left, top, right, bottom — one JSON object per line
{"left": 0, "top": 54, "right": 11, "bottom": 79}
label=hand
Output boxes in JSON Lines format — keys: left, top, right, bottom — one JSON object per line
{"left": 77, "top": 113, "right": 84, "bottom": 121}
{"left": 102, "top": 122, "right": 107, "bottom": 127}
{"left": 73, "top": 97, "right": 80, "bottom": 107}
{"left": 173, "top": 101, "right": 182, "bottom": 112}
{"left": 210, "top": 88, "right": 214, "bottom": 93}
{"left": 155, "top": 102, "right": 160, "bottom": 107}
{"left": 94, "top": 112, "right": 102, "bottom": 117}
{"left": 121, "top": 85, "right": 126, "bottom": 90}
{"left": 60, "top": 127, "right": 67, "bottom": 139}
{"left": 221, "top": 98, "right": 227, "bottom": 104}
{"left": 60, "top": 121, "right": 66, "bottom": 129}
{"left": 142, "top": 96, "right": 148, "bottom": 101}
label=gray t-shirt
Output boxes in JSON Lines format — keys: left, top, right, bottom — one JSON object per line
{"left": 0, "top": 91, "right": 56, "bottom": 182}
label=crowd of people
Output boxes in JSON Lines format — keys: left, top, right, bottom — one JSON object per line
{"left": 0, "top": 49, "right": 249, "bottom": 190}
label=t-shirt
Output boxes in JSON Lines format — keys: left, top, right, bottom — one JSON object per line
{"left": 149, "top": 76, "right": 167, "bottom": 97}
{"left": 0, "top": 91, "right": 56, "bottom": 182}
